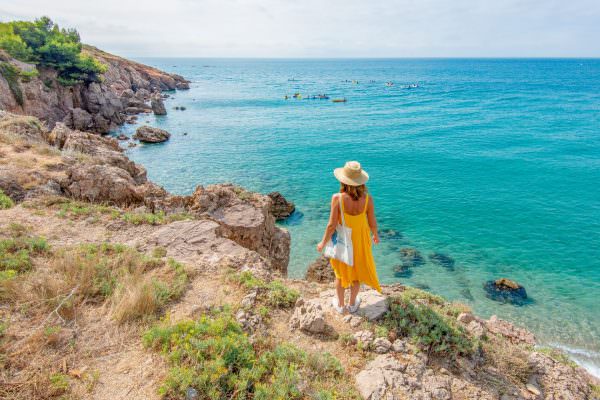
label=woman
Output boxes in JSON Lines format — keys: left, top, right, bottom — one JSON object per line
{"left": 317, "top": 161, "right": 381, "bottom": 314}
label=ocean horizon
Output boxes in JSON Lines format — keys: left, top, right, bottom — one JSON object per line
{"left": 114, "top": 57, "right": 600, "bottom": 376}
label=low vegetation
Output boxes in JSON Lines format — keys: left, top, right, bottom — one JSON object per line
{"left": 228, "top": 270, "right": 300, "bottom": 309}
{"left": 0, "top": 189, "right": 14, "bottom": 209}
{"left": 0, "top": 17, "right": 106, "bottom": 86}
{"left": 0, "top": 223, "right": 49, "bottom": 276}
{"left": 143, "top": 311, "right": 359, "bottom": 399}
{"left": 382, "top": 289, "right": 474, "bottom": 358}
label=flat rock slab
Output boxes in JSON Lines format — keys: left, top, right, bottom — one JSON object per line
{"left": 319, "top": 288, "right": 389, "bottom": 320}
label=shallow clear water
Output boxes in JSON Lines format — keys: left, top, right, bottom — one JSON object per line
{"left": 115, "top": 58, "right": 600, "bottom": 375}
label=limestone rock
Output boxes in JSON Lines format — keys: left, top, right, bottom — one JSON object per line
{"left": 355, "top": 355, "right": 407, "bottom": 400}
{"left": 62, "top": 164, "right": 142, "bottom": 205}
{"left": 289, "top": 299, "right": 326, "bottom": 334}
{"left": 373, "top": 337, "right": 392, "bottom": 354}
{"left": 528, "top": 352, "right": 591, "bottom": 400}
{"left": 353, "top": 330, "right": 374, "bottom": 347}
{"left": 392, "top": 339, "right": 407, "bottom": 353}
{"left": 235, "top": 309, "right": 263, "bottom": 332}
{"left": 133, "top": 126, "right": 171, "bottom": 143}
{"left": 305, "top": 256, "right": 335, "bottom": 283}
{"left": 151, "top": 95, "right": 167, "bottom": 115}
{"left": 357, "top": 290, "right": 389, "bottom": 321}
{"left": 267, "top": 191, "right": 295, "bottom": 220}
{"left": 241, "top": 291, "right": 257, "bottom": 308}
{"left": 485, "top": 315, "right": 535, "bottom": 345}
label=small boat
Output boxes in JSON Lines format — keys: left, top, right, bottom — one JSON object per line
{"left": 332, "top": 98, "right": 347, "bottom": 103}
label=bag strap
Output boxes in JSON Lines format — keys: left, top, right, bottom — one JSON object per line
{"left": 337, "top": 193, "right": 347, "bottom": 227}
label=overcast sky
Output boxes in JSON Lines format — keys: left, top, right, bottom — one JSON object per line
{"left": 2, "top": 0, "right": 599, "bottom": 58}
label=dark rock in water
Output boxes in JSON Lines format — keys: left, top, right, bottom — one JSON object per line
{"left": 393, "top": 264, "right": 413, "bottom": 278}
{"left": 133, "top": 125, "right": 171, "bottom": 143}
{"left": 379, "top": 228, "right": 403, "bottom": 241}
{"left": 484, "top": 278, "right": 528, "bottom": 305}
{"left": 116, "top": 134, "right": 128, "bottom": 141}
{"left": 460, "top": 288, "right": 474, "bottom": 301}
{"left": 413, "top": 283, "right": 430, "bottom": 291}
{"left": 280, "top": 210, "right": 304, "bottom": 226}
{"left": 268, "top": 192, "right": 295, "bottom": 220}
{"left": 429, "top": 252, "right": 455, "bottom": 270}
{"left": 305, "top": 255, "right": 335, "bottom": 283}
{"left": 183, "top": 132, "right": 188, "bottom": 136}
{"left": 399, "top": 247, "right": 424, "bottom": 268}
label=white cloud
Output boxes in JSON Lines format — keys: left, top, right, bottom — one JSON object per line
{"left": 1, "top": 0, "right": 599, "bottom": 57}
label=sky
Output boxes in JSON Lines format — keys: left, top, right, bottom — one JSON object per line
{"left": 1, "top": 0, "right": 599, "bottom": 58}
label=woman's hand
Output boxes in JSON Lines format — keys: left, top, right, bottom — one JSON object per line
{"left": 372, "top": 233, "right": 380, "bottom": 245}
{"left": 316, "top": 241, "right": 325, "bottom": 252}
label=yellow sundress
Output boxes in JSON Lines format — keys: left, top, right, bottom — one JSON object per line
{"left": 330, "top": 194, "right": 382, "bottom": 292}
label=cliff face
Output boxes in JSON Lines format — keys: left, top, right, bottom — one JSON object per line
{"left": 0, "top": 45, "right": 189, "bottom": 133}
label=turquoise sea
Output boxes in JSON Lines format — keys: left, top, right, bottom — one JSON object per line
{"left": 114, "top": 58, "right": 600, "bottom": 375}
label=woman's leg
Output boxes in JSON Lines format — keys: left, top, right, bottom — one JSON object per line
{"left": 349, "top": 281, "right": 360, "bottom": 306}
{"left": 335, "top": 278, "right": 345, "bottom": 307}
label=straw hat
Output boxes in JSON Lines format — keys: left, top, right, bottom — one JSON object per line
{"left": 334, "top": 161, "right": 369, "bottom": 186}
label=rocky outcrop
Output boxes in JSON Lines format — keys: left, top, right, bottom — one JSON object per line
{"left": 0, "top": 45, "right": 189, "bottom": 133}
{"left": 267, "top": 192, "right": 295, "bottom": 220}
{"left": 133, "top": 126, "right": 171, "bottom": 143}
{"left": 62, "top": 164, "right": 143, "bottom": 205}
{"left": 305, "top": 256, "right": 335, "bottom": 283}
{"left": 151, "top": 95, "right": 167, "bottom": 115}
{"left": 188, "top": 184, "right": 290, "bottom": 274}
{"left": 484, "top": 278, "right": 528, "bottom": 305}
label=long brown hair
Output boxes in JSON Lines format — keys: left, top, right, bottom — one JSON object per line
{"left": 340, "top": 183, "right": 367, "bottom": 201}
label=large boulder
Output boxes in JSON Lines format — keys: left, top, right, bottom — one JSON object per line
{"left": 151, "top": 95, "right": 167, "bottom": 115}
{"left": 305, "top": 255, "right": 335, "bottom": 283}
{"left": 189, "top": 184, "right": 290, "bottom": 274}
{"left": 133, "top": 126, "right": 171, "bottom": 143}
{"left": 267, "top": 192, "right": 295, "bottom": 220}
{"left": 483, "top": 278, "right": 528, "bottom": 305}
{"left": 62, "top": 164, "right": 142, "bottom": 205}
{"left": 63, "top": 108, "right": 94, "bottom": 131}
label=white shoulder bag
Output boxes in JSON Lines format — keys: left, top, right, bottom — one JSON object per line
{"left": 323, "top": 194, "right": 354, "bottom": 266}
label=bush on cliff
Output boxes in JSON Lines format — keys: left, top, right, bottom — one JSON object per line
{"left": 0, "top": 17, "right": 106, "bottom": 86}
{"left": 143, "top": 312, "right": 357, "bottom": 399}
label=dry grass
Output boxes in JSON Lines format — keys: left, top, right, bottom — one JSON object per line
{"left": 483, "top": 339, "right": 532, "bottom": 385}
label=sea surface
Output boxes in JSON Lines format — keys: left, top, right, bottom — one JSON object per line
{"left": 114, "top": 58, "right": 600, "bottom": 375}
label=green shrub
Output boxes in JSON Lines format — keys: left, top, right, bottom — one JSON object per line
{"left": 143, "top": 313, "right": 355, "bottom": 399}
{"left": 383, "top": 296, "right": 473, "bottom": 358}
{"left": 0, "top": 234, "right": 49, "bottom": 273}
{"left": 229, "top": 271, "right": 299, "bottom": 309}
{"left": 121, "top": 210, "right": 192, "bottom": 226}
{"left": 0, "top": 189, "right": 14, "bottom": 209}
{"left": 0, "top": 17, "right": 106, "bottom": 85}
{"left": 0, "top": 62, "right": 23, "bottom": 106}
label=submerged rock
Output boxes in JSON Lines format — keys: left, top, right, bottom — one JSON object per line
{"left": 305, "top": 255, "right": 335, "bottom": 283}
{"left": 399, "top": 247, "right": 424, "bottom": 268}
{"left": 483, "top": 278, "right": 528, "bottom": 305}
{"left": 379, "top": 228, "right": 403, "bottom": 241}
{"left": 267, "top": 191, "right": 295, "bottom": 220}
{"left": 393, "top": 264, "right": 413, "bottom": 278}
{"left": 429, "top": 252, "right": 455, "bottom": 270}
{"left": 133, "top": 125, "right": 171, "bottom": 143}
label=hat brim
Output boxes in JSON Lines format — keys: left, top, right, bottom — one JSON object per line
{"left": 334, "top": 168, "right": 369, "bottom": 186}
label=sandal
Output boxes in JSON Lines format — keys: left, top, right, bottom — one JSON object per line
{"left": 331, "top": 297, "right": 345, "bottom": 314}
{"left": 348, "top": 297, "right": 362, "bottom": 314}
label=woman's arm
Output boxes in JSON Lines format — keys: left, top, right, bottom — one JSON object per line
{"left": 317, "top": 194, "right": 340, "bottom": 252}
{"left": 367, "top": 196, "right": 379, "bottom": 244}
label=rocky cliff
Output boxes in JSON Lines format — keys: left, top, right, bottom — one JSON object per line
{"left": 0, "top": 111, "right": 598, "bottom": 400}
{"left": 0, "top": 45, "right": 189, "bottom": 133}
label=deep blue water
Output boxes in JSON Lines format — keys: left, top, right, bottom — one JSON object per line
{"left": 115, "top": 58, "right": 600, "bottom": 375}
